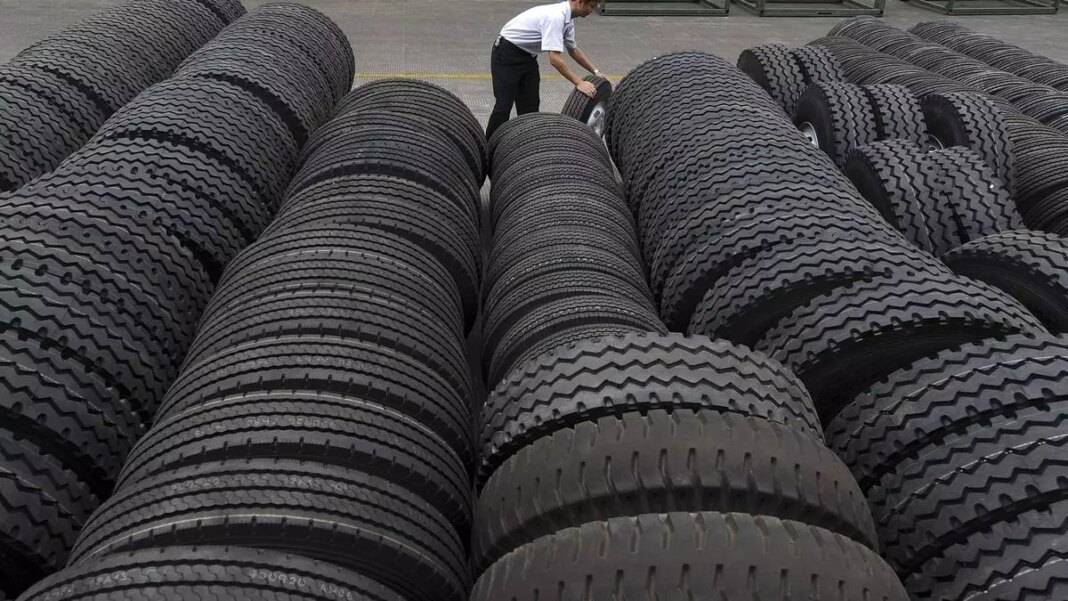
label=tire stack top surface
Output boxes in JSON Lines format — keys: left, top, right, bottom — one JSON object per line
{"left": 16, "top": 75, "right": 483, "bottom": 601}
{"left": 473, "top": 110, "right": 908, "bottom": 600}
{"left": 0, "top": 4, "right": 353, "bottom": 599}
{"left": 0, "top": 0, "right": 243, "bottom": 192}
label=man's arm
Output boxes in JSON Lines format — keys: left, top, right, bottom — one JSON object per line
{"left": 568, "top": 47, "right": 601, "bottom": 78}
{"left": 548, "top": 50, "right": 598, "bottom": 97}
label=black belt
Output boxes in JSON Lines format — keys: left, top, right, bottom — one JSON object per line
{"left": 495, "top": 36, "right": 536, "bottom": 58}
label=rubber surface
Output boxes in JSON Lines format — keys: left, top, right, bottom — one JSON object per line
{"left": 757, "top": 272, "right": 1048, "bottom": 423}
{"left": 945, "top": 230, "right": 1068, "bottom": 332}
{"left": 828, "top": 335, "right": 1068, "bottom": 600}
{"left": 474, "top": 408, "right": 877, "bottom": 570}
{"left": 18, "top": 546, "right": 405, "bottom": 601}
{"left": 472, "top": 512, "right": 909, "bottom": 601}
{"left": 560, "top": 74, "right": 612, "bottom": 133}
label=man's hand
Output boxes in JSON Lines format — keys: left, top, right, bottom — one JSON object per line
{"left": 576, "top": 81, "right": 597, "bottom": 98}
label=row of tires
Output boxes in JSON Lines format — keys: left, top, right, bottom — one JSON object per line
{"left": 0, "top": 0, "right": 244, "bottom": 191}
{"left": 0, "top": 4, "right": 353, "bottom": 599}
{"left": 812, "top": 35, "right": 1011, "bottom": 104}
{"left": 748, "top": 40, "right": 1068, "bottom": 324}
{"left": 16, "top": 78, "right": 487, "bottom": 601}
{"left": 742, "top": 43, "right": 1017, "bottom": 191}
{"left": 911, "top": 21, "right": 1068, "bottom": 91}
{"left": 806, "top": 35, "right": 1068, "bottom": 238}
{"left": 846, "top": 137, "right": 1020, "bottom": 255}
{"left": 754, "top": 61, "right": 1027, "bottom": 255}
{"left": 829, "top": 18, "right": 1068, "bottom": 135}
{"left": 474, "top": 111, "right": 907, "bottom": 599}
{"left": 482, "top": 112, "right": 662, "bottom": 388}
{"left": 827, "top": 331, "right": 1068, "bottom": 601}
{"left": 734, "top": 35, "right": 1068, "bottom": 600}
{"left": 605, "top": 50, "right": 1068, "bottom": 601}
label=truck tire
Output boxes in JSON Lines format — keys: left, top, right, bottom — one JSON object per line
{"left": 17, "top": 546, "right": 403, "bottom": 601}
{"left": 921, "top": 91, "right": 1016, "bottom": 194}
{"left": 793, "top": 81, "right": 879, "bottom": 167}
{"left": 561, "top": 74, "right": 612, "bottom": 136}
{"left": 479, "top": 333, "right": 820, "bottom": 482}
{"left": 825, "top": 335, "right": 1068, "bottom": 600}
{"left": 863, "top": 84, "right": 927, "bottom": 145}
{"left": 922, "top": 146, "right": 1023, "bottom": 254}
{"left": 944, "top": 230, "right": 1068, "bottom": 332}
{"left": 70, "top": 461, "right": 468, "bottom": 601}
{"left": 474, "top": 408, "right": 876, "bottom": 570}
{"left": 844, "top": 139, "right": 936, "bottom": 252}
{"left": 756, "top": 272, "right": 1047, "bottom": 423}
{"left": 738, "top": 44, "right": 807, "bottom": 114}
{"left": 472, "top": 513, "right": 908, "bottom": 601}
{"left": 690, "top": 237, "right": 948, "bottom": 346}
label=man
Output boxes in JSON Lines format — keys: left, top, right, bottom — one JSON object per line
{"left": 486, "top": 0, "right": 604, "bottom": 140}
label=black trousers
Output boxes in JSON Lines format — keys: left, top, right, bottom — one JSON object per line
{"left": 486, "top": 37, "right": 540, "bottom": 141}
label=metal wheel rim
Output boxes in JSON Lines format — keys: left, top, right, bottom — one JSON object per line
{"left": 587, "top": 102, "right": 607, "bottom": 136}
{"left": 799, "top": 121, "right": 820, "bottom": 147}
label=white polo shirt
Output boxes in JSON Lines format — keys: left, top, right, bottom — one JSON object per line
{"left": 499, "top": 1, "right": 577, "bottom": 56}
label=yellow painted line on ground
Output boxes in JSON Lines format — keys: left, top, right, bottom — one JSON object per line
{"left": 355, "top": 71, "right": 624, "bottom": 80}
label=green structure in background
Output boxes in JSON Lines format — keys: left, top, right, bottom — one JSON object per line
{"left": 598, "top": 0, "right": 729, "bottom": 16}
{"left": 908, "top": 0, "right": 1057, "bottom": 14}
{"left": 733, "top": 0, "right": 884, "bottom": 16}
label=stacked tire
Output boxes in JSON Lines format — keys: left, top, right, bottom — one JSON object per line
{"left": 474, "top": 112, "right": 908, "bottom": 600}
{"left": 792, "top": 80, "right": 928, "bottom": 166}
{"left": 0, "top": 5, "right": 352, "bottom": 598}
{"left": 844, "top": 137, "right": 1023, "bottom": 255}
{"left": 473, "top": 335, "right": 911, "bottom": 600}
{"left": 829, "top": 17, "right": 1068, "bottom": 135}
{"left": 737, "top": 43, "right": 845, "bottom": 115}
{"left": 0, "top": 0, "right": 245, "bottom": 192}
{"left": 738, "top": 45, "right": 930, "bottom": 168}
{"left": 944, "top": 230, "right": 1068, "bottom": 333}
{"left": 810, "top": 34, "right": 1068, "bottom": 239}
{"left": 14, "top": 79, "right": 483, "bottom": 601}
{"left": 810, "top": 35, "right": 994, "bottom": 100}
{"left": 739, "top": 44, "right": 1025, "bottom": 250}
{"left": 607, "top": 51, "right": 1048, "bottom": 425}
{"left": 731, "top": 36, "right": 1068, "bottom": 601}
{"left": 911, "top": 21, "right": 1068, "bottom": 93}
{"left": 483, "top": 112, "right": 661, "bottom": 388}
{"left": 828, "top": 335, "right": 1068, "bottom": 600}
{"left": 742, "top": 43, "right": 1019, "bottom": 190}
{"left": 332, "top": 78, "right": 488, "bottom": 187}
{"left": 1001, "top": 112, "right": 1068, "bottom": 233}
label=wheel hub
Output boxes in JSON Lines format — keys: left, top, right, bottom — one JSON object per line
{"left": 799, "top": 121, "right": 820, "bottom": 147}
{"left": 587, "top": 102, "right": 607, "bottom": 136}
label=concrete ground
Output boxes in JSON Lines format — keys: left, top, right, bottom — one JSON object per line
{"left": 1, "top": 0, "right": 1066, "bottom": 125}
